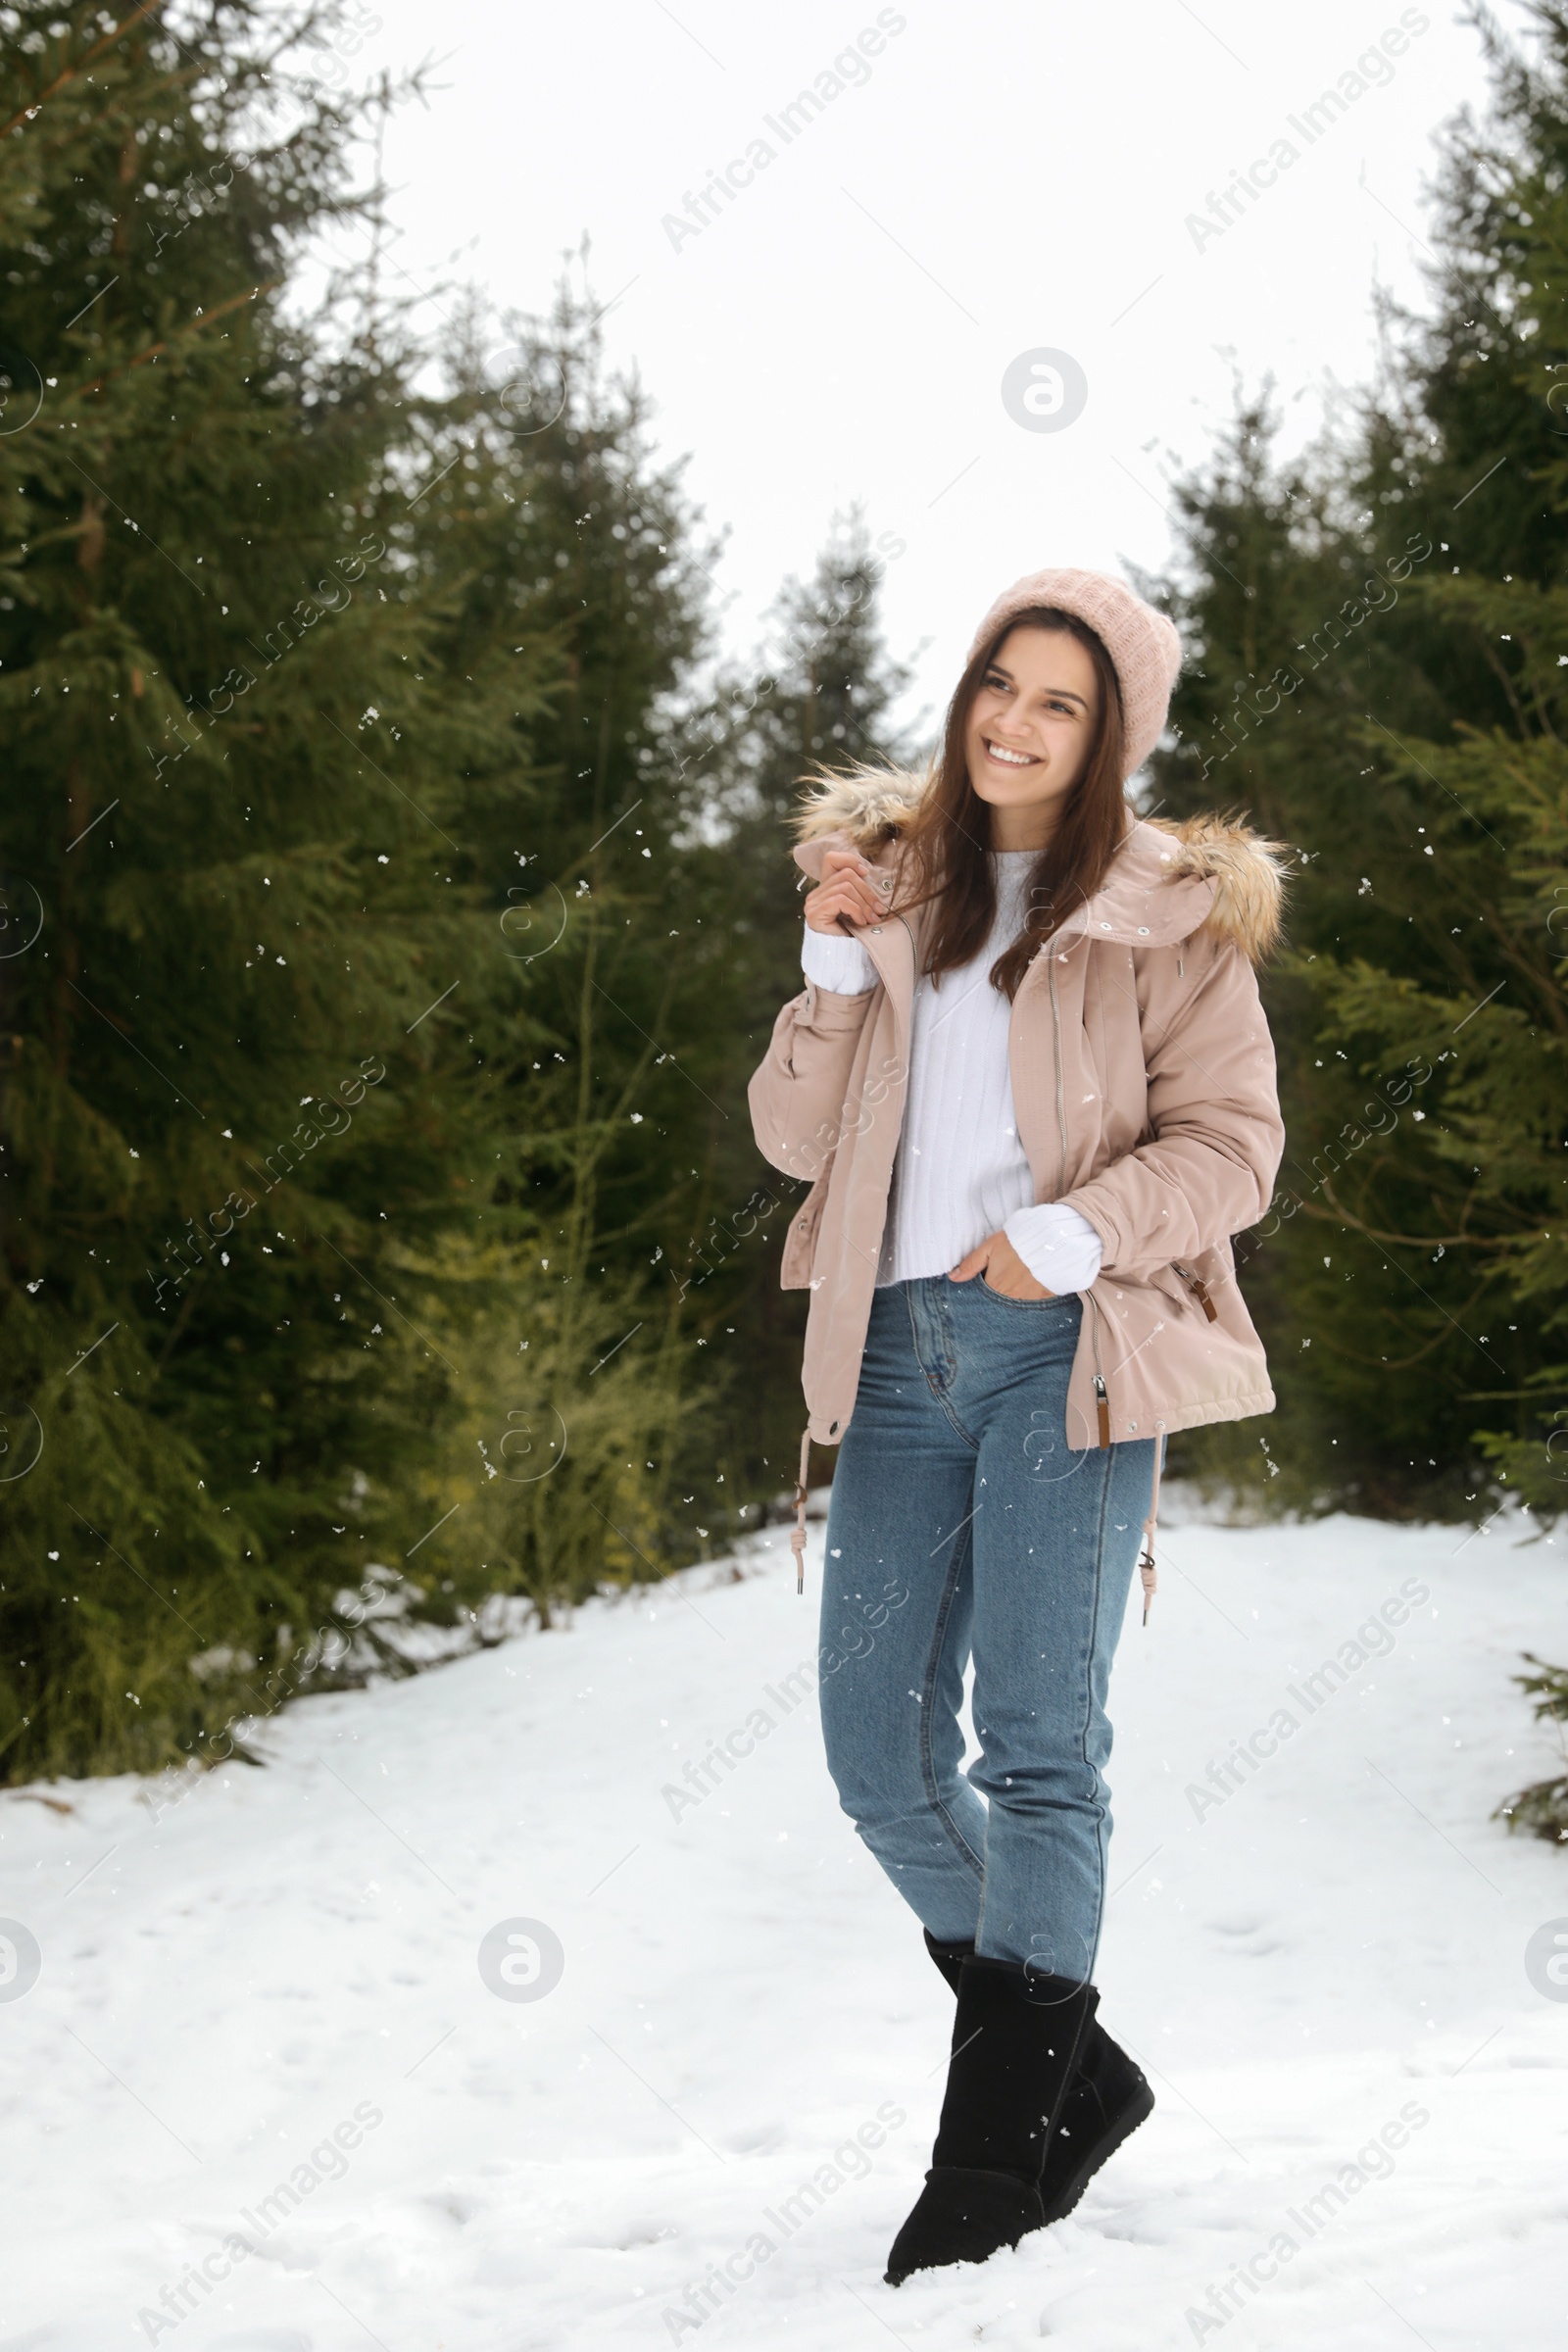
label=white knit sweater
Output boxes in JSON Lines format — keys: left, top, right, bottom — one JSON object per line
{"left": 800, "top": 850, "right": 1104, "bottom": 1293}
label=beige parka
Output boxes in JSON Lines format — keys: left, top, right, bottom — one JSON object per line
{"left": 749, "top": 768, "right": 1288, "bottom": 1544}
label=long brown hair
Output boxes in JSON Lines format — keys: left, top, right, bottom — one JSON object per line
{"left": 900, "top": 608, "right": 1128, "bottom": 999}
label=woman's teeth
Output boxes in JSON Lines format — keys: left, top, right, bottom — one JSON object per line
{"left": 986, "top": 740, "right": 1033, "bottom": 767}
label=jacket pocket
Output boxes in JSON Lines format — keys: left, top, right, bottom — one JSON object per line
{"left": 781, "top": 1177, "right": 829, "bottom": 1290}
{"left": 1150, "top": 1262, "right": 1218, "bottom": 1321}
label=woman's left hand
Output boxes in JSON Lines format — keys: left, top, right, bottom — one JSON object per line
{"left": 949, "top": 1231, "right": 1054, "bottom": 1299}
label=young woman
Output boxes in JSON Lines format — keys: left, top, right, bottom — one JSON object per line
{"left": 748, "top": 568, "right": 1286, "bottom": 2285}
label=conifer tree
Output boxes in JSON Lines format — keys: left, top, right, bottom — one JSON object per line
{"left": 397, "top": 280, "right": 738, "bottom": 1592}
{"left": 1327, "top": 0, "right": 1568, "bottom": 1514}
{"left": 1149, "top": 402, "right": 1512, "bottom": 1514}
{"left": 0, "top": 8, "right": 725, "bottom": 1778}
{"left": 1150, "top": 8, "right": 1568, "bottom": 1520}
{"left": 687, "top": 514, "right": 915, "bottom": 1490}
{"left": 0, "top": 2, "right": 525, "bottom": 1779}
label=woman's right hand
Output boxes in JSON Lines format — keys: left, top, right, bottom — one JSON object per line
{"left": 805, "top": 848, "right": 890, "bottom": 934}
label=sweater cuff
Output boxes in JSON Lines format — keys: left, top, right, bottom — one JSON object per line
{"left": 801, "top": 925, "right": 878, "bottom": 996}
{"left": 1004, "top": 1201, "right": 1105, "bottom": 1294}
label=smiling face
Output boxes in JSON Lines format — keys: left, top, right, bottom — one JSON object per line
{"left": 963, "top": 624, "right": 1102, "bottom": 852}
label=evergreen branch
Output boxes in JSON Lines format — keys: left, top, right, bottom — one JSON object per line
{"left": 0, "top": 520, "right": 97, "bottom": 562}
{"left": 600, "top": 960, "right": 681, "bottom": 1134}
{"left": 1294, "top": 1178, "right": 1525, "bottom": 1250}
{"left": 1474, "top": 632, "right": 1533, "bottom": 735}
{"left": 1470, "top": 896, "right": 1568, "bottom": 1031}
{"left": 1459, "top": 1386, "right": 1568, "bottom": 1397}
{"left": 563, "top": 960, "right": 682, "bottom": 1231}
{"left": 1298, "top": 1274, "right": 1502, "bottom": 1369}
{"left": 256, "top": 3, "right": 344, "bottom": 80}
{"left": 33, "top": 74, "right": 194, "bottom": 170}
{"left": 1515, "top": 1654, "right": 1568, "bottom": 1729}
{"left": 1331, "top": 1321, "right": 1494, "bottom": 1372}
{"left": 65, "top": 279, "right": 280, "bottom": 400}
{"left": 0, "top": 0, "right": 167, "bottom": 143}
{"left": 150, "top": 1272, "right": 206, "bottom": 1379}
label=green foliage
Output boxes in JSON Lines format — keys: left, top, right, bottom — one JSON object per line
{"left": 675, "top": 512, "right": 916, "bottom": 1487}
{"left": 1149, "top": 12, "right": 1568, "bottom": 1519}
{"left": 0, "top": 0, "right": 492, "bottom": 1782}
{"left": 0, "top": 5, "right": 921, "bottom": 1786}
{"left": 1495, "top": 1652, "right": 1568, "bottom": 1841}
{"left": 1147, "top": 403, "right": 1521, "bottom": 1514}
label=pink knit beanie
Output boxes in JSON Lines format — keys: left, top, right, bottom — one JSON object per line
{"left": 967, "top": 567, "right": 1183, "bottom": 778}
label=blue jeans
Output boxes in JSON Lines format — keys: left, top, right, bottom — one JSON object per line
{"left": 817, "top": 1277, "right": 1156, "bottom": 1984}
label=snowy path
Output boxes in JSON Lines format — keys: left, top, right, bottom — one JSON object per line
{"left": 2, "top": 1493, "right": 1567, "bottom": 2351}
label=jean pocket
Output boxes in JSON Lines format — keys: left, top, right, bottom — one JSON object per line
{"left": 977, "top": 1274, "right": 1065, "bottom": 1309}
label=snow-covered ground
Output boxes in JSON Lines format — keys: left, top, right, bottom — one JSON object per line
{"left": 3, "top": 1492, "right": 1567, "bottom": 2352}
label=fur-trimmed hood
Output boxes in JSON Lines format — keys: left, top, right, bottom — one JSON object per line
{"left": 791, "top": 764, "right": 1288, "bottom": 964}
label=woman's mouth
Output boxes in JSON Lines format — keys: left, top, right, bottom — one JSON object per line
{"left": 983, "top": 738, "right": 1037, "bottom": 769}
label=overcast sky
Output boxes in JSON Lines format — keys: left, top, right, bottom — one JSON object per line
{"left": 314, "top": 0, "right": 1520, "bottom": 727}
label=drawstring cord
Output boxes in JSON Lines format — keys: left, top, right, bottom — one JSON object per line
{"left": 1138, "top": 1427, "right": 1165, "bottom": 1626}
{"left": 789, "top": 1426, "right": 812, "bottom": 1594}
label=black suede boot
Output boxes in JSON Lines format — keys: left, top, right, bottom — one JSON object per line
{"left": 1038, "top": 2023, "right": 1153, "bottom": 2223}
{"left": 919, "top": 1930, "right": 1153, "bottom": 2228}
{"left": 922, "top": 1929, "right": 970, "bottom": 1994}
{"left": 885, "top": 1956, "right": 1096, "bottom": 2285}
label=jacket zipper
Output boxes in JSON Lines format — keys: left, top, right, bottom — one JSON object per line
{"left": 1046, "top": 944, "right": 1069, "bottom": 1200}
{"left": 1086, "top": 1293, "right": 1110, "bottom": 1448}
{"left": 1054, "top": 942, "right": 1108, "bottom": 1445}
